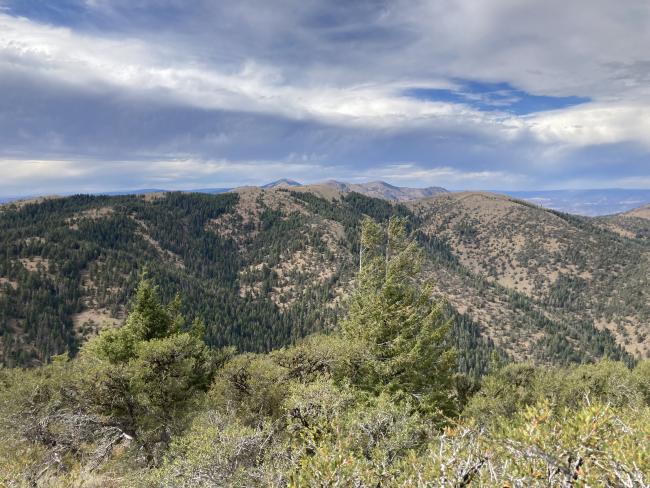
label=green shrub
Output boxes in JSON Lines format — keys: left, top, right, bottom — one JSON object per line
{"left": 208, "top": 353, "right": 290, "bottom": 424}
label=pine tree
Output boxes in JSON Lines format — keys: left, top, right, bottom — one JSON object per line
{"left": 81, "top": 277, "right": 218, "bottom": 463}
{"left": 343, "top": 216, "right": 457, "bottom": 417}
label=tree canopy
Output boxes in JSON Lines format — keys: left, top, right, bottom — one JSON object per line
{"left": 343, "top": 217, "right": 457, "bottom": 416}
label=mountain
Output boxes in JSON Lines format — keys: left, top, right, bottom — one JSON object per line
{"left": 409, "top": 192, "right": 650, "bottom": 359}
{"left": 97, "top": 188, "right": 167, "bottom": 196}
{"left": 503, "top": 188, "right": 650, "bottom": 216}
{"left": 624, "top": 203, "right": 650, "bottom": 219}
{"left": 242, "top": 179, "right": 448, "bottom": 200}
{"left": 310, "top": 180, "right": 448, "bottom": 201}
{"left": 0, "top": 188, "right": 228, "bottom": 205}
{"left": 1, "top": 187, "right": 647, "bottom": 370}
{"left": 189, "top": 188, "right": 231, "bottom": 194}
{"left": 261, "top": 178, "right": 303, "bottom": 189}
{"left": 595, "top": 203, "right": 650, "bottom": 241}
{"left": 5, "top": 185, "right": 649, "bottom": 213}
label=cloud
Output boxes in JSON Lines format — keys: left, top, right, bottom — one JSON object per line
{"left": 527, "top": 104, "right": 650, "bottom": 148}
{"left": 0, "top": 158, "right": 334, "bottom": 194}
{"left": 354, "top": 163, "right": 526, "bottom": 188}
{"left": 0, "top": 157, "right": 531, "bottom": 195}
{"left": 0, "top": 12, "right": 523, "bottom": 134}
{"left": 0, "top": 1, "right": 650, "bottom": 193}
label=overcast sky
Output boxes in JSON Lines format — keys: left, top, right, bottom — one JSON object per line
{"left": 1, "top": 0, "right": 650, "bottom": 195}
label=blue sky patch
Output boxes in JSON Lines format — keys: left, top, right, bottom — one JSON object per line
{"left": 404, "top": 80, "right": 590, "bottom": 115}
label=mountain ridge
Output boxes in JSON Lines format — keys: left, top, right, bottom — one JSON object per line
{"left": 504, "top": 188, "right": 650, "bottom": 216}
{"left": 1, "top": 186, "right": 648, "bottom": 369}
{"left": 5, "top": 184, "right": 650, "bottom": 216}
{"left": 0, "top": 180, "right": 446, "bottom": 206}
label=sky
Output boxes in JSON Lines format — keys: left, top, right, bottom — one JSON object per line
{"left": 1, "top": 0, "right": 650, "bottom": 195}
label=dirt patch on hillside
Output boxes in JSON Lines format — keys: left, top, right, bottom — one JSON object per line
{"left": 0, "top": 277, "right": 18, "bottom": 290}
{"left": 19, "top": 257, "right": 50, "bottom": 273}
{"left": 625, "top": 205, "right": 650, "bottom": 220}
{"left": 67, "top": 206, "right": 115, "bottom": 229}
{"left": 143, "top": 192, "right": 166, "bottom": 202}
{"left": 72, "top": 308, "right": 122, "bottom": 340}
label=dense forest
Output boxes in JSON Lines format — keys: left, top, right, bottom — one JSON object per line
{"left": 0, "top": 191, "right": 341, "bottom": 366}
{"left": 1, "top": 217, "right": 648, "bottom": 486}
{"left": 1, "top": 188, "right": 642, "bottom": 374}
{"left": 0, "top": 190, "right": 501, "bottom": 376}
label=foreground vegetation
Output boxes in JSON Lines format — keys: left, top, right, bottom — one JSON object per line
{"left": 1, "top": 218, "right": 649, "bottom": 486}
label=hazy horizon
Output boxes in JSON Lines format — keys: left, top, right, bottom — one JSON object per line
{"left": 2, "top": 179, "right": 650, "bottom": 198}
{"left": 3, "top": 180, "right": 650, "bottom": 217}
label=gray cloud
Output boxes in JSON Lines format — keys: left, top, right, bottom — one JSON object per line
{"left": 0, "top": 1, "right": 649, "bottom": 194}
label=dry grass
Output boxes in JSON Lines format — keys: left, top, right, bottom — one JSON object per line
{"left": 291, "top": 184, "right": 344, "bottom": 201}
{"left": 410, "top": 192, "right": 584, "bottom": 297}
{"left": 19, "top": 257, "right": 51, "bottom": 273}
{"left": 0, "top": 277, "right": 18, "bottom": 290}
{"left": 66, "top": 207, "right": 114, "bottom": 229}
{"left": 407, "top": 192, "right": 650, "bottom": 358}
{"left": 72, "top": 308, "right": 122, "bottom": 340}
{"left": 239, "top": 246, "right": 340, "bottom": 310}
{"left": 209, "top": 188, "right": 313, "bottom": 244}
{"left": 624, "top": 204, "right": 650, "bottom": 220}
{"left": 3, "top": 195, "right": 62, "bottom": 209}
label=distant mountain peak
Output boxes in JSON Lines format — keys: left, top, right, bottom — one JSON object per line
{"left": 317, "top": 180, "right": 448, "bottom": 202}
{"left": 365, "top": 180, "right": 400, "bottom": 189}
{"left": 234, "top": 179, "right": 448, "bottom": 202}
{"left": 261, "top": 178, "right": 302, "bottom": 189}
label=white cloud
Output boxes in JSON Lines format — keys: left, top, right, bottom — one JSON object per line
{"left": 0, "top": 158, "right": 335, "bottom": 194}
{"left": 611, "top": 176, "right": 650, "bottom": 189}
{"left": 354, "top": 163, "right": 526, "bottom": 189}
{"left": 0, "top": 157, "right": 528, "bottom": 194}
{"left": 0, "top": 160, "right": 91, "bottom": 182}
{"left": 0, "top": 12, "right": 523, "bottom": 135}
{"left": 3, "top": 5, "right": 649, "bottom": 151}
{"left": 0, "top": 8, "right": 638, "bottom": 136}
{"left": 1, "top": 1, "right": 650, "bottom": 190}
{"left": 527, "top": 104, "right": 650, "bottom": 148}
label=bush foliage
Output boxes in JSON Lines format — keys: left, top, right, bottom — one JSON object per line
{"left": 1, "top": 219, "right": 648, "bottom": 486}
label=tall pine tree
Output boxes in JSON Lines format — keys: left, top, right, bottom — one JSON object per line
{"left": 343, "top": 216, "right": 457, "bottom": 416}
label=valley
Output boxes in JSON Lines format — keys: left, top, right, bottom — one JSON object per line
{"left": 1, "top": 186, "right": 648, "bottom": 370}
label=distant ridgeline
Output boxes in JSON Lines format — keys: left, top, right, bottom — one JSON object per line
{"left": 2, "top": 186, "right": 649, "bottom": 371}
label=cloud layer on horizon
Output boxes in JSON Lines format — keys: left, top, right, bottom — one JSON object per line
{"left": 1, "top": 0, "right": 649, "bottom": 194}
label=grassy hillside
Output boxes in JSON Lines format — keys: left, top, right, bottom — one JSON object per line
{"left": 596, "top": 204, "right": 650, "bottom": 241}
{"left": 410, "top": 192, "right": 650, "bottom": 358}
{"left": 1, "top": 187, "right": 647, "bottom": 370}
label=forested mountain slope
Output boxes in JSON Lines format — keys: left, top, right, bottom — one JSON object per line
{"left": 1, "top": 187, "right": 647, "bottom": 369}
{"left": 596, "top": 203, "right": 650, "bottom": 241}
{"left": 0, "top": 190, "right": 350, "bottom": 367}
{"left": 410, "top": 192, "right": 650, "bottom": 358}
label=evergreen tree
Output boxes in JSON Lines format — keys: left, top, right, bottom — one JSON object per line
{"left": 343, "top": 216, "right": 457, "bottom": 416}
{"left": 81, "top": 277, "right": 219, "bottom": 464}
